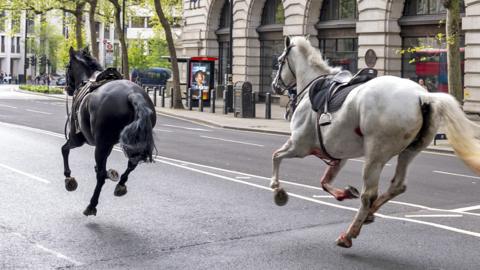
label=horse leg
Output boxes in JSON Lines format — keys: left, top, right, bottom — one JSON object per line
{"left": 320, "top": 160, "right": 359, "bottom": 201}
{"left": 271, "top": 138, "right": 301, "bottom": 206}
{"left": 61, "top": 134, "right": 85, "bottom": 191}
{"left": 83, "top": 144, "right": 114, "bottom": 216}
{"left": 336, "top": 159, "right": 384, "bottom": 248}
{"left": 114, "top": 160, "right": 138, "bottom": 197}
{"left": 363, "top": 149, "right": 419, "bottom": 224}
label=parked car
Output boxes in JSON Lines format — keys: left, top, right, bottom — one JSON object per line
{"left": 2, "top": 75, "right": 12, "bottom": 84}
{"left": 131, "top": 67, "right": 171, "bottom": 86}
{"left": 56, "top": 76, "right": 66, "bottom": 86}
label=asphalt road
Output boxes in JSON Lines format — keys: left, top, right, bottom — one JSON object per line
{"left": 0, "top": 85, "right": 479, "bottom": 269}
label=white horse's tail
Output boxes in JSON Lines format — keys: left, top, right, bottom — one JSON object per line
{"left": 421, "top": 92, "right": 480, "bottom": 175}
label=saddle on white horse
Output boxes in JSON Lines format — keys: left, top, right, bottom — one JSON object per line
{"left": 309, "top": 68, "right": 378, "bottom": 125}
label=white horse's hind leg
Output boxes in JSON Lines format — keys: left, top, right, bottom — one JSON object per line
{"left": 336, "top": 158, "right": 385, "bottom": 248}
{"left": 365, "top": 149, "right": 418, "bottom": 223}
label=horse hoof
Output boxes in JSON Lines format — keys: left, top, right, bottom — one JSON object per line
{"left": 114, "top": 184, "right": 127, "bottom": 197}
{"left": 364, "top": 213, "right": 375, "bottom": 224}
{"left": 107, "top": 169, "right": 119, "bottom": 182}
{"left": 65, "top": 177, "right": 77, "bottom": 192}
{"left": 83, "top": 206, "right": 97, "bottom": 216}
{"left": 274, "top": 188, "right": 289, "bottom": 206}
{"left": 345, "top": 185, "right": 360, "bottom": 199}
{"left": 335, "top": 233, "right": 352, "bottom": 248}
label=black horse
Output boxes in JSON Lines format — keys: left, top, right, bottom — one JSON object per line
{"left": 62, "top": 47, "right": 156, "bottom": 216}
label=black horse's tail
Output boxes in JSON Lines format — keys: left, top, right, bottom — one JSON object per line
{"left": 120, "top": 93, "right": 155, "bottom": 164}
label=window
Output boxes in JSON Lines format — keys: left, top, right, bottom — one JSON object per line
{"left": 1, "top": 36, "right": 4, "bottom": 52}
{"left": 16, "top": 37, "right": 20, "bottom": 53}
{"left": 403, "top": 0, "right": 464, "bottom": 16}
{"left": 261, "top": 0, "right": 284, "bottom": 25}
{"left": 26, "top": 17, "right": 35, "bottom": 34}
{"left": 131, "top": 17, "right": 145, "bottom": 28}
{"left": 95, "top": 22, "right": 100, "bottom": 38}
{"left": 11, "top": 37, "right": 15, "bottom": 53}
{"left": 0, "top": 12, "right": 5, "bottom": 32}
{"left": 104, "top": 25, "right": 110, "bottom": 40}
{"left": 319, "top": 38, "right": 358, "bottom": 72}
{"left": 219, "top": 1, "right": 231, "bottom": 29}
{"left": 320, "top": 0, "right": 357, "bottom": 21}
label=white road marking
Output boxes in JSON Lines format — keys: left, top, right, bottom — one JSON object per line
{"left": 235, "top": 176, "right": 251, "bottom": 179}
{"left": 153, "top": 157, "right": 480, "bottom": 238}
{"left": 349, "top": 158, "right": 392, "bottom": 166}
{"left": 0, "top": 104, "right": 17, "bottom": 109}
{"left": 312, "top": 195, "right": 334, "bottom": 198}
{"left": 451, "top": 205, "right": 480, "bottom": 212}
{"left": 162, "top": 124, "right": 211, "bottom": 131}
{"left": 26, "top": 109, "right": 52, "bottom": 115}
{"left": 388, "top": 201, "right": 480, "bottom": 217}
{"left": 35, "top": 244, "right": 83, "bottom": 266}
{"left": 0, "top": 163, "right": 50, "bottom": 184}
{"left": 154, "top": 128, "right": 174, "bottom": 133}
{"left": 201, "top": 136, "right": 264, "bottom": 147}
{"left": 433, "top": 170, "right": 480, "bottom": 180}
{"left": 2, "top": 121, "right": 480, "bottom": 239}
{"left": 404, "top": 214, "right": 463, "bottom": 218}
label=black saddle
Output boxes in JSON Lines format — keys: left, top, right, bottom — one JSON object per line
{"left": 309, "top": 68, "right": 377, "bottom": 113}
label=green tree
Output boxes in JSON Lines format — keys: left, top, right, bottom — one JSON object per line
{"left": 152, "top": 0, "right": 183, "bottom": 108}
{"left": 128, "top": 39, "right": 148, "bottom": 70}
{"left": 443, "top": 0, "right": 463, "bottom": 103}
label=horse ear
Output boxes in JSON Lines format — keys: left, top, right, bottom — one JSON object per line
{"left": 285, "top": 36, "right": 291, "bottom": 48}
{"left": 69, "top": 47, "right": 75, "bottom": 57}
{"left": 83, "top": 46, "right": 90, "bottom": 55}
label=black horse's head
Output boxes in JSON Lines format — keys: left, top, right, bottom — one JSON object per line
{"left": 65, "top": 46, "right": 103, "bottom": 96}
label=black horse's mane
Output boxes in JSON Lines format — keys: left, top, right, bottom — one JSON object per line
{"left": 75, "top": 49, "right": 104, "bottom": 72}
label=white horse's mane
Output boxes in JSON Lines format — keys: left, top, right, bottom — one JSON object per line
{"left": 291, "top": 36, "right": 342, "bottom": 74}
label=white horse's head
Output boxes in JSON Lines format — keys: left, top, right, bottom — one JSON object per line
{"left": 272, "top": 36, "right": 341, "bottom": 95}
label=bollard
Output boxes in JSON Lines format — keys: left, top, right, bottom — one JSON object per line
{"left": 210, "top": 89, "right": 216, "bottom": 113}
{"left": 153, "top": 87, "right": 157, "bottom": 106}
{"left": 170, "top": 87, "right": 174, "bottom": 108}
{"left": 199, "top": 93, "right": 204, "bottom": 112}
{"left": 188, "top": 88, "right": 193, "bottom": 110}
{"left": 161, "top": 87, "right": 165, "bottom": 108}
{"left": 223, "top": 89, "right": 228, "bottom": 114}
{"left": 251, "top": 93, "right": 256, "bottom": 118}
{"left": 265, "top": 92, "right": 271, "bottom": 119}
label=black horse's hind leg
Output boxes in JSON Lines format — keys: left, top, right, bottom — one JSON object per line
{"left": 114, "top": 160, "right": 138, "bottom": 197}
{"left": 84, "top": 143, "right": 114, "bottom": 216}
{"left": 61, "top": 134, "right": 85, "bottom": 191}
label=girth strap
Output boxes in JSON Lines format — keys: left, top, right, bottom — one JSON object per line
{"left": 316, "top": 113, "right": 340, "bottom": 166}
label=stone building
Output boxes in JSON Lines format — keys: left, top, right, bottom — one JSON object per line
{"left": 179, "top": 0, "right": 480, "bottom": 113}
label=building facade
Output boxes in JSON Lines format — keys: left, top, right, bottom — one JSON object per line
{"left": 179, "top": 0, "right": 480, "bottom": 113}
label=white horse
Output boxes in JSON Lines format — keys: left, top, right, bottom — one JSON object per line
{"left": 270, "top": 36, "right": 480, "bottom": 248}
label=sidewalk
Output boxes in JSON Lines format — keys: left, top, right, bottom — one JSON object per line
{"left": 153, "top": 96, "right": 454, "bottom": 154}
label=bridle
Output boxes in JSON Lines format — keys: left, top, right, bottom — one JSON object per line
{"left": 272, "top": 44, "right": 297, "bottom": 94}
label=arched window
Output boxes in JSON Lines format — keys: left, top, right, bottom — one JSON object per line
{"left": 400, "top": 0, "right": 465, "bottom": 92}
{"left": 317, "top": 0, "right": 358, "bottom": 72}
{"left": 217, "top": 0, "right": 230, "bottom": 86}
{"left": 258, "top": 0, "right": 285, "bottom": 95}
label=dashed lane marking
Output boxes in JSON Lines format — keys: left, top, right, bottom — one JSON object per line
{"left": 451, "top": 205, "right": 480, "bottom": 212}
{"left": 433, "top": 170, "right": 480, "bottom": 180}
{"left": 404, "top": 214, "right": 463, "bottom": 218}
{"left": 0, "top": 104, "right": 17, "bottom": 109}
{"left": 26, "top": 109, "right": 52, "bottom": 115}
{"left": 201, "top": 135, "right": 264, "bottom": 147}
{"left": 0, "top": 163, "right": 50, "bottom": 184}
{"left": 162, "top": 124, "right": 211, "bottom": 132}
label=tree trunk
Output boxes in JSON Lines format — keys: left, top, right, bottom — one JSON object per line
{"left": 153, "top": 0, "right": 183, "bottom": 109}
{"left": 111, "top": 1, "right": 129, "bottom": 79}
{"left": 444, "top": 0, "right": 463, "bottom": 103}
{"left": 88, "top": 0, "right": 99, "bottom": 59}
{"left": 74, "top": 2, "right": 85, "bottom": 49}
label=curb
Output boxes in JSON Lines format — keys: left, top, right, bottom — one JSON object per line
{"left": 14, "top": 88, "right": 66, "bottom": 100}
{"left": 156, "top": 109, "right": 291, "bottom": 136}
